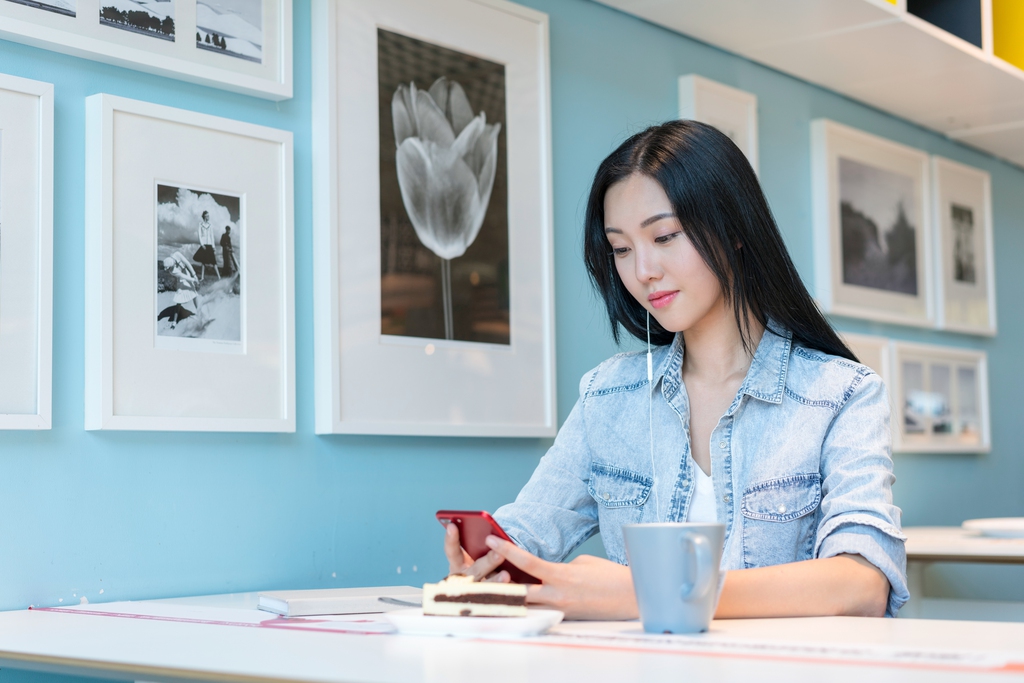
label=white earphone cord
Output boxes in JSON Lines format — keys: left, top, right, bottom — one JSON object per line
{"left": 647, "top": 311, "right": 660, "bottom": 517}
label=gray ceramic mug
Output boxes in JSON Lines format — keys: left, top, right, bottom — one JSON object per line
{"left": 622, "top": 522, "right": 726, "bottom": 634}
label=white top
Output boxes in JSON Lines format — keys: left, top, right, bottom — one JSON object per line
{"left": 686, "top": 462, "right": 716, "bottom": 523}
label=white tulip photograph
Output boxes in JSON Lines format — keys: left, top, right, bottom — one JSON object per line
{"left": 196, "top": 0, "right": 263, "bottom": 63}
{"left": 155, "top": 184, "right": 243, "bottom": 353}
{"left": 5, "top": 0, "right": 75, "bottom": 17}
{"left": 378, "top": 28, "right": 509, "bottom": 345}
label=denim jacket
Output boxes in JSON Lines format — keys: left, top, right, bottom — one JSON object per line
{"left": 494, "top": 326, "right": 909, "bottom": 616}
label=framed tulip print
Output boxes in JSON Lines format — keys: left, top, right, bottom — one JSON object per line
{"left": 85, "top": 94, "right": 294, "bottom": 431}
{"left": 931, "top": 156, "right": 996, "bottom": 336}
{"left": 0, "top": 72, "right": 53, "bottom": 430}
{"left": 312, "top": 0, "right": 556, "bottom": 436}
{"left": 0, "top": 0, "right": 292, "bottom": 99}
{"left": 811, "top": 120, "right": 934, "bottom": 328}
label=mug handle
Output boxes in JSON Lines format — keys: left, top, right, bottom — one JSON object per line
{"left": 679, "top": 532, "right": 713, "bottom": 600}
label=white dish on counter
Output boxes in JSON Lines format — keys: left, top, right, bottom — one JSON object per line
{"left": 962, "top": 518, "right": 1024, "bottom": 538}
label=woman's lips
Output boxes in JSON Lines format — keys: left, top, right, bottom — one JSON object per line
{"left": 648, "top": 290, "right": 678, "bottom": 309}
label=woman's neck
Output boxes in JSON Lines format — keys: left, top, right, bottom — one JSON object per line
{"left": 682, "top": 305, "right": 764, "bottom": 384}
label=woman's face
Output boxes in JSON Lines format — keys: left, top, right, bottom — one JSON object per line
{"left": 604, "top": 174, "right": 724, "bottom": 334}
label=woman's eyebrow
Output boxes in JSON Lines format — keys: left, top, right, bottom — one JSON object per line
{"left": 640, "top": 212, "right": 675, "bottom": 228}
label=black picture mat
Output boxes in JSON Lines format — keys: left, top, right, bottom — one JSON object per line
{"left": 377, "top": 27, "right": 510, "bottom": 345}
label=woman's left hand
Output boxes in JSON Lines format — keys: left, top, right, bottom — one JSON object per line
{"left": 483, "top": 535, "right": 638, "bottom": 620}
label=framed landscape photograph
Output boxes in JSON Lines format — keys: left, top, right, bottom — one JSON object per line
{"left": 0, "top": 0, "right": 291, "bottom": 100}
{"left": 812, "top": 119, "right": 933, "bottom": 327}
{"left": 890, "top": 341, "right": 989, "bottom": 453}
{"left": 312, "top": 0, "right": 556, "bottom": 436}
{"left": 678, "top": 74, "right": 758, "bottom": 175}
{"left": 0, "top": 72, "right": 52, "bottom": 430}
{"left": 931, "top": 156, "right": 996, "bottom": 336}
{"left": 85, "top": 94, "right": 294, "bottom": 431}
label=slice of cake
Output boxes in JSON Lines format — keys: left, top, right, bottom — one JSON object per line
{"left": 422, "top": 575, "right": 528, "bottom": 617}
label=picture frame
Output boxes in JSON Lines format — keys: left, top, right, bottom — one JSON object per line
{"left": 311, "top": 0, "right": 557, "bottom": 437}
{"left": 0, "top": 72, "right": 52, "bottom": 430}
{"left": 931, "top": 156, "right": 997, "bottom": 336}
{"left": 811, "top": 119, "right": 933, "bottom": 327}
{"left": 890, "top": 340, "right": 990, "bottom": 454}
{"left": 678, "top": 74, "right": 758, "bottom": 175}
{"left": 85, "top": 94, "right": 294, "bottom": 431}
{"left": 0, "top": 0, "right": 292, "bottom": 100}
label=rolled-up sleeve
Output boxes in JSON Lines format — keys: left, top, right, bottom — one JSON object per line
{"left": 814, "top": 370, "right": 909, "bottom": 617}
{"left": 493, "top": 372, "right": 599, "bottom": 562}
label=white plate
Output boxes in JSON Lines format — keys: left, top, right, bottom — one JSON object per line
{"left": 383, "top": 607, "right": 564, "bottom": 637}
{"left": 962, "top": 518, "right": 1024, "bottom": 538}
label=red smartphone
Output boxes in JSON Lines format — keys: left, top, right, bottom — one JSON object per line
{"left": 436, "top": 510, "right": 540, "bottom": 584}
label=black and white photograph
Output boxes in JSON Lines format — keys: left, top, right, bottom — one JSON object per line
{"left": 839, "top": 156, "right": 918, "bottom": 296}
{"left": 100, "top": 0, "right": 175, "bottom": 41}
{"left": 155, "top": 183, "right": 243, "bottom": 353}
{"left": 196, "top": 0, "right": 263, "bottom": 63}
{"left": 951, "top": 203, "right": 976, "bottom": 284}
{"left": 5, "top": 0, "right": 75, "bottom": 17}
{"left": 378, "top": 28, "right": 509, "bottom": 345}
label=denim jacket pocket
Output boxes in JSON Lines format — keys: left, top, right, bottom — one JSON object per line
{"left": 588, "top": 463, "right": 651, "bottom": 564}
{"left": 741, "top": 473, "right": 821, "bottom": 568}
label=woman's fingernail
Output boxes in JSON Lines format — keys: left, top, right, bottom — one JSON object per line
{"left": 485, "top": 535, "right": 499, "bottom": 549}
{"left": 447, "top": 524, "right": 455, "bottom": 537}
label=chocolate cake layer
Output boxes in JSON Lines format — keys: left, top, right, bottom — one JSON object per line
{"left": 432, "top": 594, "right": 527, "bottom": 605}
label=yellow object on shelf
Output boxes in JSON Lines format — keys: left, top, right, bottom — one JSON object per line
{"left": 994, "top": 0, "right": 1024, "bottom": 71}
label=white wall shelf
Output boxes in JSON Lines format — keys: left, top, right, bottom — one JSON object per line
{"left": 594, "top": 0, "right": 1024, "bottom": 168}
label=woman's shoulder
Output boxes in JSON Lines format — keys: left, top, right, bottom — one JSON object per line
{"left": 785, "top": 342, "right": 883, "bottom": 412}
{"left": 576, "top": 344, "right": 673, "bottom": 398}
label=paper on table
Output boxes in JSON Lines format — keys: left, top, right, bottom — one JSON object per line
{"left": 35, "top": 602, "right": 396, "bottom": 635}
{"left": 539, "top": 622, "right": 1016, "bottom": 671}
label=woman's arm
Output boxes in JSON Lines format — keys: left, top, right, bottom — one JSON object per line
{"left": 715, "top": 553, "right": 889, "bottom": 618}
{"left": 484, "top": 537, "right": 888, "bottom": 620}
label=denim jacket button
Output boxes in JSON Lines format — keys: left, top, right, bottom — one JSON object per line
{"left": 719, "top": 441, "right": 727, "bottom": 449}
{"left": 603, "top": 492, "right": 610, "bottom": 501}
{"left": 778, "top": 504, "right": 787, "bottom": 514}
{"left": 723, "top": 494, "right": 732, "bottom": 503}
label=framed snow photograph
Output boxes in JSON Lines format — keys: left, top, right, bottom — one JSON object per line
{"left": 312, "top": 0, "right": 556, "bottom": 436}
{"left": 890, "top": 341, "right": 989, "bottom": 454}
{"left": 85, "top": 94, "right": 294, "bottom": 431}
{"left": 0, "top": 72, "right": 52, "bottom": 430}
{"left": 678, "top": 74, "right": 758, "bottom": 175}
{"left": 812, "top": 119, "right": 933, "bottom": 327}
{"left": 0, "top": 0, "right": 291, "bottom": 100}
{"left": 931, "top": 156, "right": 996, "bottom": 336}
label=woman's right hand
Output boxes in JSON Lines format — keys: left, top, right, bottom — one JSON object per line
{"left": 442, "top": 523, "right": 511, "bottom": 582}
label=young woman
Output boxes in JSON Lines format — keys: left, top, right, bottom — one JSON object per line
{"left": 195, "top": 210, "right": 220, "bottom": 280}
{"left": 443, "top": 120, "right": 907, "bottom": 620}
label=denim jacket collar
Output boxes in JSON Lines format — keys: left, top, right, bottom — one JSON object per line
{"left": 652, "top": 323, "right": 793, "bottom": 405}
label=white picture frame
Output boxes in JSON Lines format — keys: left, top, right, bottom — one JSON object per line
{"left": 85, "top": 94, "right": 294, "bottom": 431}
{"left": 678, "top": 74, "right": 758, "bottom": 175}
{"left": 890, "top": 340, "right": 990, "bottom": 454}
{"left": 0, "top": 0, "right": 292, "bottom": 100}
{"left": 311, "top": 0, "right": 557, "bottom": 437}
{"left": 812, "top": 119, "right": 933, "bottom": 327}
{"left": 931, "top": 156, "right": 997, "bottom": 336}
{"left": 0, "top": 72, "right": 53, "bottom": 430}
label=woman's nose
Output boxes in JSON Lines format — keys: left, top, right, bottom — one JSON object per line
{"left": 634, "top": 248, "right": 661, "bottom": 282}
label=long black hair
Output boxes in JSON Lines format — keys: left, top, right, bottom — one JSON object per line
{"left": 583, "top": 120, "right": 856, "bottom": 362}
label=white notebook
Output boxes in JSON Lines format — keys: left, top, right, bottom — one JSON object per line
{"left": 257, "top": 586, "right": 423, "bottom": 617}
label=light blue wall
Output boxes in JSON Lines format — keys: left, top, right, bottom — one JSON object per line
{"left": 1, "top": 0, "right": 1023, "bottom": 679}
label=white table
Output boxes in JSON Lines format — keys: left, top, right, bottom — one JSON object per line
{"left": 1, "top": 593, "right": 1024, "bottom": 683}
{"left": 904, "top": 526, "right": 1024, "bottom": 621}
